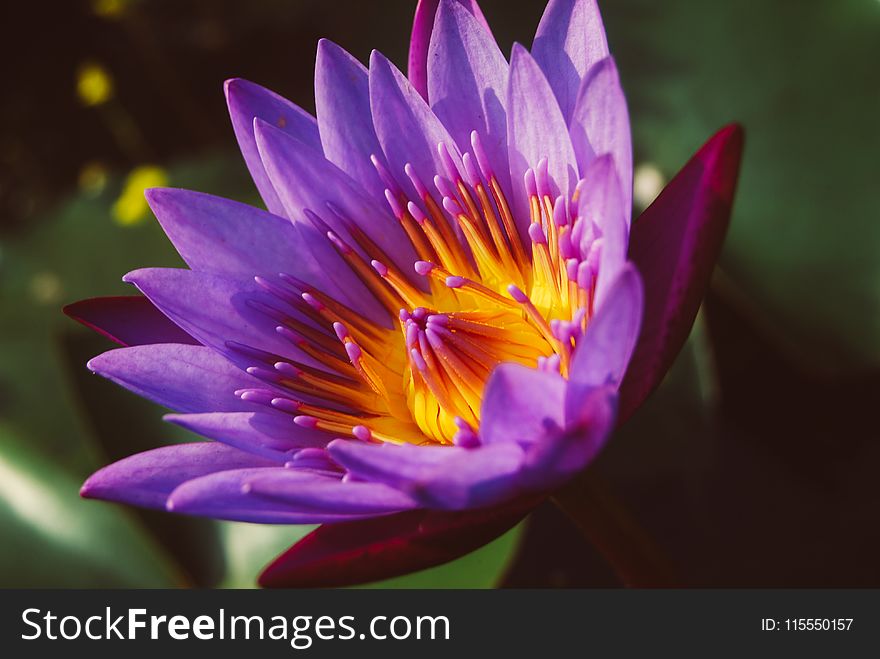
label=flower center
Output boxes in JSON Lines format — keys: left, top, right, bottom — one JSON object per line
{"left": 238, "top": 132, "right": 599, "bottom": 446}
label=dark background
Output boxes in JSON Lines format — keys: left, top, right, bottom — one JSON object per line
{"left": 0, "top": 0, "right": 878, "bottom": 587}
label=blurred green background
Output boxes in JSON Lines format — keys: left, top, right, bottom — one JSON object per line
{"left": 0, "top": 0, "right": 877, "bottom": 587}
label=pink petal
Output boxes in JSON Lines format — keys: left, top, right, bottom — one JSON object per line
{"left": 507, "top": 43, "right": 578, "bottom": 240}
{"left": 258, "top": 498, "right": 537, "bottom": 588}
{"left": 408, "top": 0, "right": 492, "bottom": 101}
{"left": 532, "top": 0, "right": 610, "bottom": 122}
{"left": 570, "top": 263, "right": 643, "bottom": 389}
{"left": 620, "top": 124, "right": 744, "bottom": 422}
{"left": 569, "top": 56, "right": 632, "bottom": 220}
{"left": 224, "top": 78, "right": 321, "bottom": 216}
{"left": 64, "top": 296, "right": 197, "bottom": 347}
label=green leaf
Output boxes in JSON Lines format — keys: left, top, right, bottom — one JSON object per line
{"left": 0, "top": 424, "right": 180, "bottom": 587}
{"left": 605, "top": 0, "right": 880, "bottom": 371}
{"left": 218, "top": 524, "right": 314, "bottom": 589}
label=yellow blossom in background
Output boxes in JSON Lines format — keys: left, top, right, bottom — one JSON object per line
{"left": 112, "top": 165, "right": 169, "bottom": 226}
{"left": 76, "top": 62, "right": 114, "bottom": 107}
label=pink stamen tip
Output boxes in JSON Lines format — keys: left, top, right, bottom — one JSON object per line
{"left": 462, "top": 152, "right": 481, "bottom": 188}
{"left": 426, "top": 313, "right": 448, "bottom": 326}
{"left": 551, "top": 319, "right": 569, "bottom": 343}
{"left": 345, "top": 342, "right": 363, "bottom": 363}
{"left": 577, "top": 261, "right": 595, "bottom": 291}
{"left": 274, "top": 361, "right": 301, "bottom": 378}
{"left": 412, "top": 307, "right": 428, "bottom": 321}
{"left": 434, "top": 174, "right": 457, "bottom": 200}
{"left": 445, "top": 275, "right": 465, "bottom": 289}
{"left": 326, "top": 231, "right": 352, "bottom": 254}
{"left": 410, "top": 348, "right": 428, "bottom": 372}
{"left": 406, "top": 201, "right": 428, "bottom": 224}
{"left": 437, "top": 141, "right": 461, "bottom": 183}
{"left": 507, "top": 284, "right": 529, "bottom": 304}
{"left": 384, "top": 188, "right": 406, "bottom": 220}
{"left": 442, "top": 196, "right": 464, "bottom": 217}
{"left": 404, "top": 163, "right": 429, "bottom": 199}
{"left": 524, "top": 168, "right": 538, "bottom": 198}
{"left": 405, "top": 320, "right": 419, "bottom": 348}
{"left": 536, "top": 157, "right": 551, "bottom": 197}
{"left": 370, "top": 259, "right": 389, "bottom": 277}
{"left": 560, "top": 231, "right": 575, "bottom": 260}
{"left": 528, "top": 222, "right": 547, "bottom": 244}
{"left": 238, "top": 389, "right": 274, "bottom": 405}
{"left": 270, "top": 398, "right": 302, "bottom": 413}
{"left": 371, "top": 154, "right": 400, "bottom": 195}
{"left": 553, "top": 195, "right": 569, "bottom": 226}
{"left": 414, "top": 260, "right": 435, "bottom": 276}
{"left": 301, "top": 292, "right": 324, "bottom": 311}
{"left": 246, "top": 366, "right": 282, "bottom": 382}
{"left": 352, "top": 425, "right": 372, "bottom": 441}
{"left": 566, "top": 258, "right": 580, "bottom": 281}
{"left": 399, "top": 308, "right": 411, "bottom": 322}
{"left": 470, "top": 130, "right": 494, "bottom": 180}
{"left": 293, "top": 415, "right": 319, "bottom": 429}
{"left": 294, "top": 447, "right": 327, "bottom": 461}
{"left": 332, "top": 322, "right": 349, "bottom": 341}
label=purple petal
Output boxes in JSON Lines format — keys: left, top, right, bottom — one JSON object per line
{"left": 64, "top": 296, "right": 197, "bottom": 347}
{"left": 428, "top": 1, "right": 509, "bottom": 184}
{"left": 570, "top": 263, "right": 643, "bottom": 389}
{"left": 165, "top": 412, "right": 330, "bottom": 461}
{"left": 408, "top": 0, "right": 492, "bottom": 101}
{"left": 225, "top": 78, "right": 321, "bottom": 216}
{"left": 532, "top": 0, "right": 610, "bottom": 123}
{"left": 578, "top": 154, "right": 627, "bottom": 308}
{"left": 87, "top": 344, "right": 267, "bottom": 413}
{"left": 254, "top": 118, "right": 418, "bottom": 291}
{"left": 328, "top": 440, "right": 525, "bottom": 510}
{"left": 315, "top": 39, "right": 389, "bottom": 205}
{"left": 244, "top": 470, "right": 419, "bottom": 515}
{"left": 122, "top": 268, "right": 325, "bottom": 370}
{"left": 370, "top": 49, "right": 464, "bottom": 203}
{"left": 480, "top": 363, "right": 566, "bottom": 447}
{"left": 166, "top": 468, "right": 361, "bottom": 524}
{"left": 620, "top": 125, "right": 744, "bottom": 422}
{"left": 521, "top": 383, "right": 616, "bottom": 485}
{"left": 80, "top": 442, "right": 277, "bottom": 510}
{"left": 569, "top": 56, "right": 632, "bottom": 219}
{"left": 507, "top": 43, "right": 577, "bottom": 240}
{"left": 145, "top": 187, "right": 378, "bottom": 339}
{"left": 145, "top": 188, "right": 328, "bottom": 284}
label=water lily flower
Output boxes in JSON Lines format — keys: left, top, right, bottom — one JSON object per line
{"left": 67, "top": 0, "right": 742, "bottom": 587}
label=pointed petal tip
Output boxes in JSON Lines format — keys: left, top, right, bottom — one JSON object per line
{"left": 79, "top": 479, "right": 95, "bottom": 499}
{"left": 620, "top": 123, "right": 744, "bottom": 422}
